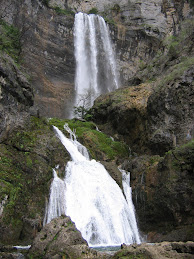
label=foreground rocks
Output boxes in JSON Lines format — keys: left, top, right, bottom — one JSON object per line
{"left": 28, "top": 216, "right": 109, "bottom": 259}
{"left": 1, "top": 239, "right": 194, "bottom": 258}
{"left": 113, "top": 241, "right": 194, "bottom": 259}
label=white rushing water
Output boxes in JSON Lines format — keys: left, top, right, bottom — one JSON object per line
{"left": 74, "top": 12, "right": 119, "bottom": 108}
{"left": 44, "top": 125, "right": 141, "bottom": 246}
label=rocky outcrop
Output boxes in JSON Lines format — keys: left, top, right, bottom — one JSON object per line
{"left": 147, "top": 66, "right": 194, "bottom": 155}
{"left": 92, "top": 15, "right": 194, "bottom": 155}
{"left": 123, "top": 139, "right": 194, "bottom": 241}
{"left": 92, "top": 83, "right": 153, "bottom": 154}
{"left": 0, "top": 52, "right": 34, "bottom": 142}
{"left": 0, "top": 116, "right": 70, "bottom": 245}
{"left": 28, "top": 216, "right": 109, "bottom": 259}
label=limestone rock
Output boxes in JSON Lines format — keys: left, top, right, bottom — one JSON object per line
{"left": 92, "top": 83, "right": 153, "bottom": 154}
{"left": 28, "top": 216, "right": 109, "bottom": 259}
{"left": 123, "top": 140, "right": 194, "bottom": 241}
{"left": 0, "top": 52, "right": 34, "bottom": 142}
{"left": 0, "top": 116, "right": 70, "bottom": 245}
{"left": 113, "top": 241, "right": 194, "bottom": 259}
{"left": 2, "top": 0, "right": 193, "bottom": 118}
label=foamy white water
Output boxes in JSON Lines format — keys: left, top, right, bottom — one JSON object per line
{"left": 74, "top": 12, "right": 119, "bottom": 108}
{"left": 45, "top": 125, "right": 141, "bottom": 246}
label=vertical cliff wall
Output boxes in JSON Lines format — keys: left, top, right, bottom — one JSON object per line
{"left": 1, "top": 0, "right": 193, "bottom": 118}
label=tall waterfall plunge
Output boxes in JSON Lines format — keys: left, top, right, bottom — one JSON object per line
{"left": 74, "top": 12, "right": 119, "bottom": 108}
{"left": 44, "top": 125, "right": 141, "bottom": 247}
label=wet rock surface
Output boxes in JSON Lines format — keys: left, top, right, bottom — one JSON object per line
{"left": 28, "top": 216, "right": 109, "bottom": 259}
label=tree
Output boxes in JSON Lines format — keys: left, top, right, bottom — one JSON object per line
{"left": 74, "top": 89, "right": 95, "bottom": 120}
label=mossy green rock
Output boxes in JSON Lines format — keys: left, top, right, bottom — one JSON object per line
{"left": 49, "top": 118, "right": 129, "bottom": 163}
{"left": 0, "top": 116, "right": 69, "bottom": 245}
{"left": 124, "top": 140, "right": 194, "bottom": 241}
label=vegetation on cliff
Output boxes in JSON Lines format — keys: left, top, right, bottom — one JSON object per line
{"left": 0, "top": 19, "right": 21, "bottom": 63}
{"left": 0, "top": 116, "right": 70, "bottom": 244}
{"left": 0, "top": 0, "right": 193, "bottom": 256}
{"left": 49, "top": 117, "right": 129, "bottom": 161}
{"left": 0, "top": 116, "right": 130, "bottom": 245}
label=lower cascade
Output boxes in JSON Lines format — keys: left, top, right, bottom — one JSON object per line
{"left": 44, "top": 125, "right": 141, "bottom": 246}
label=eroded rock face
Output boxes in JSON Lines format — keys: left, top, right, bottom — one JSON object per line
{"left": 2, "top": 0, "right": 75, "bottom": 118}
{"left": 28, "top": 216, "right": 108, "bottom": 259}
{"left": 123, "top": 140, "right": 194, "bottom": 242}
{"left": 2, "top": 0, "right": 193, "bottom": 118}
{"left": 0, "top": 116, "right": 70, "bottom": 245}
{"left": 0, "top": 52, "right": 34, "bottom": 142}
{"left": 147, "top": 67, "right": 194, "bottom": 155}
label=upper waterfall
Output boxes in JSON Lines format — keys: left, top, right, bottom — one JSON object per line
{"left": 74, "top": 12, "right": 119, "bottom": 108}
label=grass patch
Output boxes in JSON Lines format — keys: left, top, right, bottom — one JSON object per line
{"left": 104, "top": 17, "right": 116, "bottom": 25}
{"left": 49, "top": 118, "right": 129, "bottom": 161}
{"left": 54, "top": 7, "right": 75, "bottom": 16}
{"left": 157, "top": 56, "right": 194, "bottom": 90}
{"left": 88, "top": 8, "right": 98, "bottom": 14}
{"left": 0, "top": 19, "right": 21, "bottom": 62}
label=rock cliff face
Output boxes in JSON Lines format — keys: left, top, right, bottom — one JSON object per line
{"left": 0, "top": 52, "right": 33, "bottom": 142}
{"left": 0, "top": 0, "right": 194, "bottom": 253}
{"left": 2, "top": 0, "right": 193, "bottom": 118}
{"left": 0, "top": 115, "right": 70, "bottom": 244}
{"left": 2, "top": 0, "right": 75, "bottom": 118}
{"left": 91, "top": 2, "right": 194, "bottom": 241}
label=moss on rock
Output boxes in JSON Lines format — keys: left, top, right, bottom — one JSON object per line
{"left": 0, "top": 116, "right": 69, "bottom": 245}
{"left": 49, "top": 118, "right": 129, "bottom": 162}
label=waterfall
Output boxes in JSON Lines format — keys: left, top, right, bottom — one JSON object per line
{"left": 43, "top": 169, "right": 66, "bottom": 225}
{"left": 74, "top": 12, "right": 119, "bottom": 108}
{"left": 44, "top": 125, "right": 141, "bottom": 246}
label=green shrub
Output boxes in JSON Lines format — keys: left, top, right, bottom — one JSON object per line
{"left": 54, "top": 7, "right": 75, "bottom": 16}
{"left": 42, "top": 0, "right": 50, "bottom": 7}
{"left": 49, "top": 118, "right": 129, "bottom": 160}
{"left": 0, "top": 19, "right": 20, "bottom": 62}
{"left": 88, "top": 8, "right": 98, "bottom": 14}
{"left": 111, "top": 4, "right": 121, "bottom": 13}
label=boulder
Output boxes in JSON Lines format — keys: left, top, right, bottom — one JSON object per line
{"left": 28, "top": 216, "right": 109, "bottom": 259}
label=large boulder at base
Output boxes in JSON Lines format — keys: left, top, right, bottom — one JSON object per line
{"left": 28, "top": 216, "right": 109, "bottom": 259}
